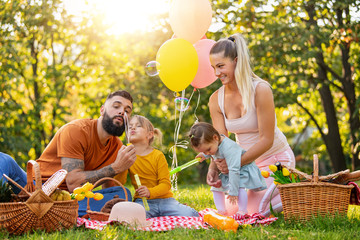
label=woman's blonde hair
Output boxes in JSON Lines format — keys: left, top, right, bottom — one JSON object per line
{"left": 210, "top": 33, "right": 265, "bottom": 112}
{"left": 131, "top": 115, "right": 162, "bottom": 146}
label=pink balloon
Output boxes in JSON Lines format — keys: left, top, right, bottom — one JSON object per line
{"left": 191, "top": 39, "right": 217, "bottom": 89}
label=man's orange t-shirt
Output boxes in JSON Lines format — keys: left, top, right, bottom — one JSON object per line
{"left": 36, "top": 119, "right": 127, "bottom": 190}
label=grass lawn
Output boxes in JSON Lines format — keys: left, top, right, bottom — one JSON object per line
{"left": 1, "top": 184, "right": 359, "bottom": 239}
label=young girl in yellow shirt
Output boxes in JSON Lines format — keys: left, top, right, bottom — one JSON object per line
{"left": 126, "top": 115, "right": 198, "bottom": 218}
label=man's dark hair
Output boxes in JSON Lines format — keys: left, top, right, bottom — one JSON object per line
{"left": 106, "top": 90, "right": 133, "bottom": 103}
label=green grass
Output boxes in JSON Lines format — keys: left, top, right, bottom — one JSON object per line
{"left": 1, "top": 184, "right": 360, "bottom": 240}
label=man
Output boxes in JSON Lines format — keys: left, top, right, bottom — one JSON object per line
{"left": 1, "top": 90, "right": 136, "bottom": 193}
{"left": 37, "top": 90, "right": 136, "bottom": 192}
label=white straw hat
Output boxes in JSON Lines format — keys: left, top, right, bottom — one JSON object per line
{"left": 108, "top": 202, "right": 152, "bottom": 228}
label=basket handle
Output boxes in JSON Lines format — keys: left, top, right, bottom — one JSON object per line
{"left": 86, "top": 177, "right": 128, "bottom": 212}
{"left": 2, "top": 173, "right": 31, "bottom": 196}
{"left": 26, "top": 160, "right": 43, "bottom": 190}
{"left": 312, "top": 154, "right": 319, "bottom": 183}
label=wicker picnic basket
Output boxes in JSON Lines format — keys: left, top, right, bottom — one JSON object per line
{"left": 277, "top": 155, "right": 353, "bottom": 221}
{"left": 0, "top": 160, "right": 78, "bottom": 235}
{"left": 86, "top": 177, "right": 129, "bottom": 221}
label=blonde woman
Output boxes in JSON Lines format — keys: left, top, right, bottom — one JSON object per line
{"left": 207, "top": 33, "right": 295, "bottom": 217}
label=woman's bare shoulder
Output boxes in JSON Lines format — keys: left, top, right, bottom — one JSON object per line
{"left": 255, "top": 81, "right": 273, "bottom": 95}
{"left": 209, "top": 89, "right": 220, "bottom": 108}
{"left": 209, "top": 89, "right": 219, "bottom": 100}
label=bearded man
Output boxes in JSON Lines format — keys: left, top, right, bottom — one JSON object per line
{"left": 0, "top": 90, "right": 137, "bottom": 216}
{"left": 36, "top": 90, "right": 136, "bottom": 192}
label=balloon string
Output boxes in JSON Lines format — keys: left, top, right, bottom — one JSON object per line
{"left": 169, "top": 88, "right": 198, "bottom": 190}
{"left": 170, "top": 90, "right": 183, "bottom": 191}
{"left": 170, "top": 89, "right": 189, "bottom": 190}
{"left": 193, "top": 88, "right": 201, "bottom": 124}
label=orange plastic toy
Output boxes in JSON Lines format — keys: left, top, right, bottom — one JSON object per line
{"left": 203, "top": 211, "right": 239, "bottom": 232}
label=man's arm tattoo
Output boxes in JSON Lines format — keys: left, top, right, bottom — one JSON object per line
{"left": 85, "top": 165, "right": 116, "bottom": 183}
{"left": 61, "top": 157, "right": 117, "bottom": 184}
{"left": 62, "top": 158, "right": 84, "bottom": 172}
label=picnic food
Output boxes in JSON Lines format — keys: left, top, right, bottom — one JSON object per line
{"left": 50, "top": 189, "right": 71, "bottom": 201}
{"left": 203, "top": 211, "right": 239, "bottom": 232}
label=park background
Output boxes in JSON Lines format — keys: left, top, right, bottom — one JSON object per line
{"left": 1, "top": 0, "right": 360, "bottom": 186}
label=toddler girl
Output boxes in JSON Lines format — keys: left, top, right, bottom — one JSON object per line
{"left": 121, "top": 115, "right": 198, "bottom": 218}
{"left": 189, "top": 122, "right": 266, "bottom": 215}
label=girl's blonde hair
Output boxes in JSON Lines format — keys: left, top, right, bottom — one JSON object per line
{"left": 131, "top": 115, "right": 162, "bottom": 146}
{"left": 210, "top": 33, "right": 266, "bottom": 112}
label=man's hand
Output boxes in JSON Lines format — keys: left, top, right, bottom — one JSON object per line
{"left": 111, "top": 144, "right": 136, "bottom": 174}
{"left": 207, "top": 168, "right": 222, "bottom": 188}
{"left": 136, "top": 185, "right": 150, "bottom": 198}
{"left": 214, "top": 158, "right": 229, "bottom": 174}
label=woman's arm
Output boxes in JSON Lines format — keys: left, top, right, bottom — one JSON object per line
{"left": 206, "top": 91, "right": 228, "bottom": 182}
{"left": 209, "top": 91, "right": 228, "bottom": 137}
{"left": 240, "top": 83, "right": 275, "bottom": 166}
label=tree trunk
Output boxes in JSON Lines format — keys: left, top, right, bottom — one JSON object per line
{"left": 335, "top": 5, "right": 360, "bottom": 170}
{"left": 306, "top": 1, "right": 347, "bottom": 171}
{"left": 317, "top": 80, "right": 347, "bottom": 171}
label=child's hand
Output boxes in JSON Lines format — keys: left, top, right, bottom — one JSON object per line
{"left": 195, "top": 153, "right": 206, "bottom": 162}
{"left": 136, "top": 185, "right": 150, "bottom": 198}
{"left": 227, "top": 195, "right": 238, "bottom": 205}
{"left": 207, "top": 169, "right": 222, "bottom": 188}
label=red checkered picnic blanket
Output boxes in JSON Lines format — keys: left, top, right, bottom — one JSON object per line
{"left": 348, "top": 182, "right": 360, "bottom": 205}
{"left": 76, "top": 208, "right": 277, "bottom": 231}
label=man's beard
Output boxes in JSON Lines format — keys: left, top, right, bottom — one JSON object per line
{"left": 102, "top": 111, "right": 125, "bottom": 137}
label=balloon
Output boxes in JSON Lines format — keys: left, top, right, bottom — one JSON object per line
{"left": 172, "top": 34, "right": 207, "bottom": 40}
{"left": 169, "top": 0, "right": 212, "bottom": 44}
{"left": 156, "top": 38, "right": 199, "bottom": 92}
{"left": 191, "top": 39, "right": 217, "bottom": 89}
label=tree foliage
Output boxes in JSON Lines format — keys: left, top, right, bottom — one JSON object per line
{"left": 1, "top": 0, "right": 359, "bottom": 187}
{"left": 211, "top": 0, "right": 360, "bottom": 171}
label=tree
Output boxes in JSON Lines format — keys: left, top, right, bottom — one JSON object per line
{"left": 211, "top": 0, "right": 360, "bottom": 171}
{"left": 0, "top": 0, "right": 113, "bottom": 162}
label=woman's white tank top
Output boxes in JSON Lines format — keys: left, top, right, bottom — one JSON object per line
{"left": 218, "top": 80, "right": 289, "bottom": 162}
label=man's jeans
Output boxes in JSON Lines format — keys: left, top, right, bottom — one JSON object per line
{"left": 0, "top": 152, "right": 27, "bottom": 194}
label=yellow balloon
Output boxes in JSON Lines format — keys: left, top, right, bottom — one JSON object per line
{"left": 156, "top": 38, "right": 199, "bottom": 92}
{"left": 169, "top": 0, "right": 212, "bottom": 44}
